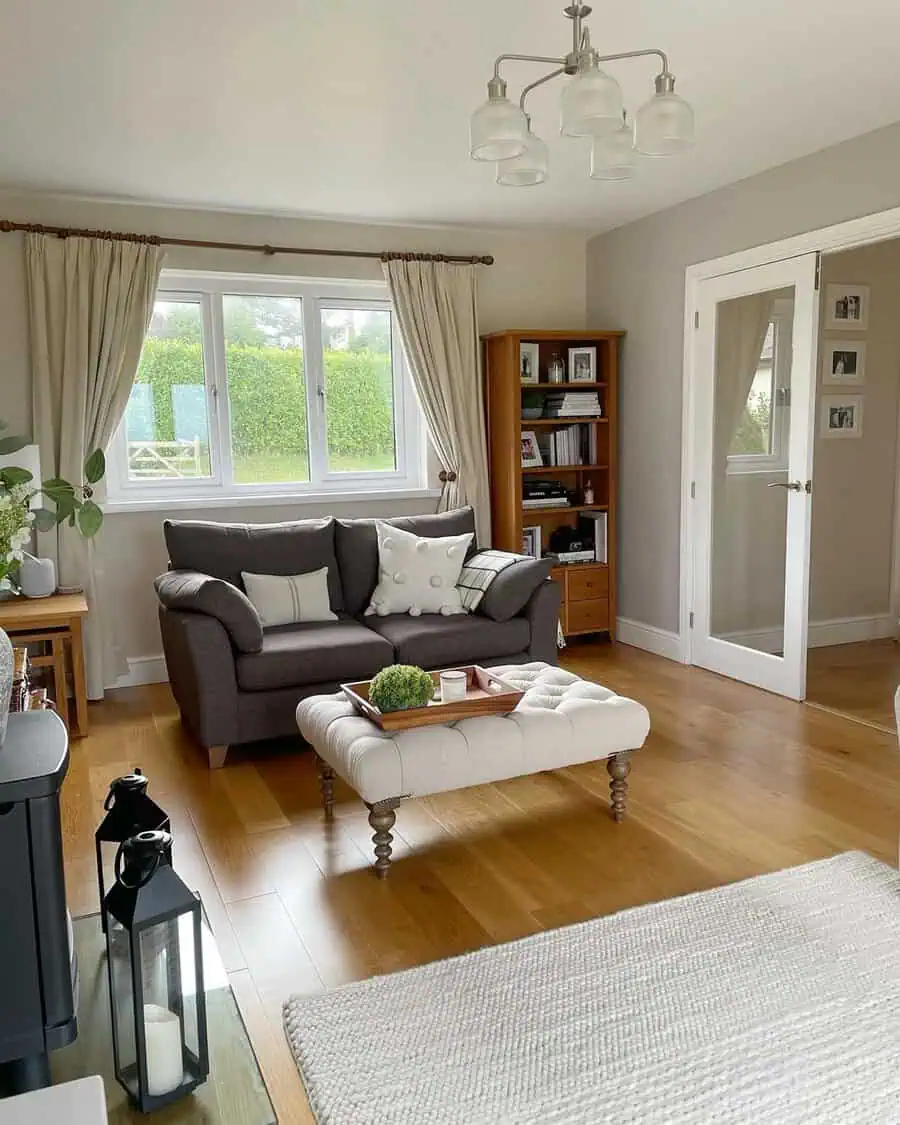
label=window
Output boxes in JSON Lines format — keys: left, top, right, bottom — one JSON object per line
{"left": 726, "top": 306, "right": 792, "bottom": 474}
{"left": 107, "top": 273, "right": 426, "bottom": 505}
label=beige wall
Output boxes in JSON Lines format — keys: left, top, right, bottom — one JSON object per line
{"left": 586, "top": 120, "right": 900, "bottom": 633}
{"left": 709, "top": 241, "right": 900, "bottom": 641}
{"left": 0, "top": 189, "right": 588, "bottom": 676}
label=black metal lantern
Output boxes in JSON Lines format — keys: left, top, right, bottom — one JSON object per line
{"left": 104, "top": 831, "right": 209, "bottom": 1113}
{"left": 96, "top": 769, "right": 170, "bottom": 932}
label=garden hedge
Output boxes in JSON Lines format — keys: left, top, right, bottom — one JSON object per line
{"left": 135, "top": 339, "right": 395, "bottom": 458}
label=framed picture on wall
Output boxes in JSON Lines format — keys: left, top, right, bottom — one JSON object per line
{"left": 821, "top": 394, "right": 863, "bottom": 439}
{"left": 519, "top": 341, "right": 540, "bottom": 384}
{"left": 824, "top": 284, "right": 870, "bottom": 331}
{"left": 822, "top": 339, "right": 866, "bottom": 386}
{"left": 521, "top": 430, "right": 543, "bottom": 468}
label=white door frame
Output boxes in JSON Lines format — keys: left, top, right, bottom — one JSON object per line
{"left": 680, "top": 202, "right": 900, "bottom": 665}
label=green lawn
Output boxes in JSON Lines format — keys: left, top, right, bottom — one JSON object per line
{"left": 233, "top": 450, "right": 395, "bottom": 484}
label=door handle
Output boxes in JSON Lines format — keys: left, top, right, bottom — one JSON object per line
{"left": 767, "top": 481, "right": 803, "bottom": 492}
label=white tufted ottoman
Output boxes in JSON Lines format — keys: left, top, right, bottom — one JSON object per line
{"left": 295, "top": 662, "right": 651, "bottom": 876}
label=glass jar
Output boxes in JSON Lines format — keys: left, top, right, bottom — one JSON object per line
{"left": 548, "top": 353, "right": 565, "bottom": 384}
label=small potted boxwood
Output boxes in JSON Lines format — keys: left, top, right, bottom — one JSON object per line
{"left": 369, "top": 665, "right": 435, "bottom": 713}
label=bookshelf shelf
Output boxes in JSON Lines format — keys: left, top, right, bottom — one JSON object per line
{"left": 522, "top": 464, "right": 608, "bottom": 475}
{"left": 483, "top": 328, "right": 621, "bottom": 642}
{"left": 523, "top": 417, "right": 608, "bottom": 426}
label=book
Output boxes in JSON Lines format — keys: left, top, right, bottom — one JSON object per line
{"left": 580, "top": 511, "right": 608, "bottom": 563}
{"left": 548, "top": 549, "right": 596, "bottom": 564}
{"left": 522, "top": 496, "right": 569, "bottom": 509}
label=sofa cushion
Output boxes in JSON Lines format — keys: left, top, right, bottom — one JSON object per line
{"left": 366, "top": 522, "right": 472, "bottom": 618}
{"left": 164, "top": 517, "right": 344, "bottom": 612}
{"left": 241, "top": 568, "right": 337, "bottom": 627}
{"left": 154, "top": 569, "right": 264, "bottom": 653}
{"left": 336, "top": 507, "right": 477, "bottom": 617}
{"left": 479, "top": 557, "right": 555, "bottom": 622}
{"left": 364, "top": 612, "right": 530, "bottom": 669}
{"left": 236, "top": 619, "right": 393, "bottom": 692}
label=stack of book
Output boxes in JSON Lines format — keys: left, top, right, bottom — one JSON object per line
{"left": 537, "top": 424, "right": 599, "bottom": 466}
{"left": 523, "top": 480, "right": 569, "bottom": 509}
{"left": 544, "top": 391, "right": 603, "bottom": 418}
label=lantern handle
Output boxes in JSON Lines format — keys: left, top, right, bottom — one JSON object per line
{"left": 113, "top": 839, "right": 163, "bottom": 890}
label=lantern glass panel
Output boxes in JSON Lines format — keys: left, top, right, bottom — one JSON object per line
{"left": 107, "top": 916, "right": 139, "bottom": 1098}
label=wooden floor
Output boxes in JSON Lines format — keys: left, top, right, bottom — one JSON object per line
{"left": 807, "top": 638, "right": 900, "bottom": 733}
{"left": 62, "top": 642, "right": 900, "bottom": 1123}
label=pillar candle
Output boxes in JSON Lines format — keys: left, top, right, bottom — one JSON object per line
{"left": 143, "top": 1004, "right": 183, "bottom": 1096}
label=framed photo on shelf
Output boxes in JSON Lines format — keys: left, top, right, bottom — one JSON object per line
{"left": 824, "top": 284, "right": 869, "bottom": 331}
{"left": 520, "top": 430, "right": 543, "bottom": 468}
{"left": 519, "top": 341, "right": 540, "bottom": 384}
{"left": 821, "top": 394, "right": 863, "bottom": 439}
{"left": 568, "top": 346, "right": 597, "bottom": 383}
{"left": 822, "top": 339, "right": 866, "bottom": 386}
{"left": 521, "top": 526, "right": 542, "bottom": 559}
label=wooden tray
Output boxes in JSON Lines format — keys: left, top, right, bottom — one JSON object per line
{"left": 341, "top": 665, "right": 524, "bottom": 731}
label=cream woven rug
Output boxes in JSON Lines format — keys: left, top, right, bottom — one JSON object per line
{"left": 283, "top": 853, "right": 900, "bottom": 1124}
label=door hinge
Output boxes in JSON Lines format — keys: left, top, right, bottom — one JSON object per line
{"left": 814, "top": 251, "right": 821, "bottom": 291}
{"left": 690, "top": 480, "right": 696, "bottom": 499}
{"left": 694, "top": 310, "right": 699, "bottom": 329}
{"left": 689, "top": 611, "right": 694, "bottom": 629}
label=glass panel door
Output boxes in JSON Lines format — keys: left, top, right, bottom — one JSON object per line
{"left": 690, "top": 254, "right": 819, "bottom": 699}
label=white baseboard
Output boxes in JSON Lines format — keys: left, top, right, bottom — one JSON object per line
{"left": 108, "top": 655, "right": 168, "bottom": 690}
{"left": 720, "top": 613, "right": 896, "bottom": 654}
{"left": 616, "top": 617, "right": 685, "bottom": 663}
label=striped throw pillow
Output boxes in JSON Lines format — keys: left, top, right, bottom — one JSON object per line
{"left": 241, "top": 567, "right": 337, "bottom": 628}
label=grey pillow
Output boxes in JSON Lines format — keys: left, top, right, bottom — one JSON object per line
{"left": 163, "top": 517, "right": 344, "bottom": 612}
{"left": 479, "top": 557, "right": 555, "bottom": 622}
{"left": 154, "top": 570, "right": 264, "bottom": 653}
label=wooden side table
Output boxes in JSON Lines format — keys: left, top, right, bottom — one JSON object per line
{"left": 0, "top": 594, "right": 90, "bottom": 737}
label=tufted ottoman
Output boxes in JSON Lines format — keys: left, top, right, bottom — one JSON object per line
{"left": 295, "top": 662, "right": 651, "bottom": 876}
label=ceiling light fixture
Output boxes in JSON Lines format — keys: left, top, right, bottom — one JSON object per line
{"left": 469, "top": 2, "right": 694, "bottom": 186}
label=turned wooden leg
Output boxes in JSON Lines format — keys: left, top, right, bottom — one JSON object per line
{"left": 607, "top": 751, "right": 631, "bottom": 822}
{"left": 208, "top": 744, "right": 228, "bottom": 770}
{"left": 317, "top": 754, "right": 335, "bottom": 819}
{"left": 366, "top": 800, "right": 399, "bottom": 878}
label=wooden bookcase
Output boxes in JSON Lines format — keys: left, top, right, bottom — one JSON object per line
{"left": 481, "top": 329, "right": 623, "bottom": 640}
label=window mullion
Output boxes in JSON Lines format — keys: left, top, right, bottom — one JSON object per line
{"left": 207, "top": 291, "right": 233, "bottom": 489}
{"left": 304, "top": 296, "right": 328, "bottom": 487}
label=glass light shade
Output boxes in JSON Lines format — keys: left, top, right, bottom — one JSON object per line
{"left": 634, "top": 91, "right": 694, "bottom": 156}
{"left": 470, "top": 96, "right": 528, "bottom": 162}
{"left": 559, "top": 64, "right": 623, "bottom": 138}
{"left": 496, "top": 129, "right": 549, "bottom": 186}
{"left": 590, "top": 119, "right": 636, "bottom": 181}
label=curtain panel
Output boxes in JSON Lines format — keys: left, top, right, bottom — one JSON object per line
{"left": 381, "top": 259, "right": 491, "bottom": 547}
{"left": 26, "top": 233, "right": 164, "bottom": 698}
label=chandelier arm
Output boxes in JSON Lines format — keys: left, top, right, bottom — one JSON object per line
{"left": 492, "top": 53, "right": 566, "bottom": 81}
{"left": 594, "top": 47, "right": 671, "bottom": 74}
{"left": 518, "top": 68, "right": 567, "bottom": 111}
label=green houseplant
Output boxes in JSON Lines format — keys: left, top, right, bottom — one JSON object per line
{"left": 368, "top": 665, "right": 435, "bottom": 713}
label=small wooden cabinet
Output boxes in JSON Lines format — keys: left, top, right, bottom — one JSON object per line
{"left": 481, "top": 329, "right": 623, "bottom": 641}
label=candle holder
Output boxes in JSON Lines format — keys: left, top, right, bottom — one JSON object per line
{"left": 104, "top": 830, "right": 209, "bottom": 1113}
{"left": 96, "top": 769, "right": 170, "bottom": 933}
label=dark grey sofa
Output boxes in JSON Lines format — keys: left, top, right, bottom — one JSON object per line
{"left": 155, "top": 507, "right": 561, "bottom": 767}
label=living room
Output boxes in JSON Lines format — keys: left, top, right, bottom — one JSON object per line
{"left": 2, "top": 0, "right": 900, "bottom": 1121}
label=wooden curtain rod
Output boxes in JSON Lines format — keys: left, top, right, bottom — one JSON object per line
{"left": 0, "top": 219, "right": 494, "bottom": 266}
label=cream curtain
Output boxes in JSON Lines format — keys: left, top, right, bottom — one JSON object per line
{"left": 713, "top": 292, "right": 775, "bottom": 466}
{"left": 382, "top": 259, "right": 491, "bottom": 546}
{"left": 26, "top": 233, "right": 164, "bottom": 698}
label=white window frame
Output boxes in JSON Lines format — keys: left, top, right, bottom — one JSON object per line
{"left": 726, "top": 302, "right": 793, "bottom": 476}
{"left": 106, "top": 270, "right": 428, "bottom": 509}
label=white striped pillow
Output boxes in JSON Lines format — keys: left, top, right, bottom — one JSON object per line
{"left": 241, "top": 567, "right": 337, "bottom": 628}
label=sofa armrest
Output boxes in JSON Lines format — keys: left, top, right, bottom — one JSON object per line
{"left": 523, "top": 579, "right": 562, "bottom": 665}
{"left": 159, "top": 606, "right": 240, "bottom": 750}
{"left": 154, "top": 569, "right": 263, "bottom": 653}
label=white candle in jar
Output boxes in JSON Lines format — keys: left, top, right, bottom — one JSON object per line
{"left": 143, "top": 1004, "right": 184, "bottom": 1096}
{"left": 439, "top": 669, "right": 467, "bottom": 703}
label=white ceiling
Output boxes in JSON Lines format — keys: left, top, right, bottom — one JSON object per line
{"left": 2, "top": 0, "right": 900, "bottom": 234}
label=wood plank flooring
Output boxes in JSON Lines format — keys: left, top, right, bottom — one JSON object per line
{"left": 807, "top": 637, "right": 900, "bottom": 732}
{"left": 61, "top": 642, "right": 900, "bottom": 1122}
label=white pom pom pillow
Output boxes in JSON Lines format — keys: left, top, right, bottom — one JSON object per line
{"left": 365, "top": 521, "right": 473, "bottom": 618}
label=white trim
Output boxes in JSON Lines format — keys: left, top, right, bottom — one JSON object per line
{"left": 104, "top": 486, "right": 441, "bottom": 514}
{"left": 107, "top": 655, "right": 168, "bottom": 690}
{"left": 616, "top": 617, "right": 686, "bottom": 663}
{"left": 718, "top": 613, "right": 896, "bottom": 655}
